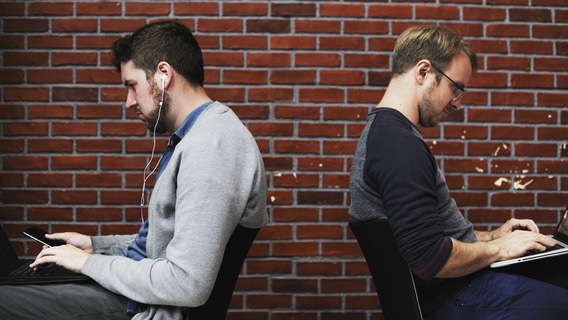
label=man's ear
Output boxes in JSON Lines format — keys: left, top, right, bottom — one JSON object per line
{"left": 415, "top": 60, "right": 431, "bottom": 86}
{"left": 156, "top": 61, "right": 172, "bottom": 89}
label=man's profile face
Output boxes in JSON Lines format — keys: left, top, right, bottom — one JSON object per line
{"left": 121, "top": 61, "right": 170, "bottom": 133}
{"left": 418, "top": 51, "right": 472, "bottom": 128}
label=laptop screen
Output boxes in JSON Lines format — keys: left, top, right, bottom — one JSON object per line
{"left": 0, "top": 226, "right": 19, "bottom": 272}
{"left": 553, "top": 207, "right": 568, "bottom": 244}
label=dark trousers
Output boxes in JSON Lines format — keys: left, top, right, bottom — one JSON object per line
{"left": 426, "top": 254, "right": 568, "bottom": 320}
{"left": 0, "top": 282, "right": 130, "bottom": 320}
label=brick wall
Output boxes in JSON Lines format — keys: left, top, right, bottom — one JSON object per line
{"left": 1, "top": 0, "right": 567, "bottom": 318}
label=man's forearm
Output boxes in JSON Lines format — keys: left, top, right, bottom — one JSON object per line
{"left": 435, "top": 238, "right": 499, "bottom": 278}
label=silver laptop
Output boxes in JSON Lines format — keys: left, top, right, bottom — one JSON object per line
{"left": 491, "top": 206, "right": 568, "bottom": 268}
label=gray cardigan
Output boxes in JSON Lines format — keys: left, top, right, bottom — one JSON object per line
{"left": 82, "top": 102, "right": 269, "bottom": 319}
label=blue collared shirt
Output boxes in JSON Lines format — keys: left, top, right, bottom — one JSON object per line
{"left": 119, "top": 101, "right": 213, "bottom": 313}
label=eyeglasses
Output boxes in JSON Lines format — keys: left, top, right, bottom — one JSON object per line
{"left": 430, "top": 63, "right": 467, "bottom": 102}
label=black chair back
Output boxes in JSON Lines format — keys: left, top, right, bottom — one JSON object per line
{"left": 349, "top": 217, "right": 423, "bottom": 320}
{"left": 187, "top": 224, "right": 260, "bottom": 319}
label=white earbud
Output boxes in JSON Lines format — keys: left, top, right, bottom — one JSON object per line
{"left": 161, "top": 74, "right": 167, "bottom": 90}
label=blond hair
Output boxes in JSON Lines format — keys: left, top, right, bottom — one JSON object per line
{"left": 392, "top": 24, "right": 478, "bottom": 78}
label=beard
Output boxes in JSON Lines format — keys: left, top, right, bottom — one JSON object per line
{"left": 418, "top": 83, "right": 446, "bottom": 128}
{"left": 145, "top": 78, "right": 171, "bottom": 134}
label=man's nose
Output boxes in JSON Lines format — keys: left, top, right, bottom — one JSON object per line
{"left": 451, "top": 97, "right": 462, "bottom": 111}
{"left": 125, "top": 92, "right": 136, "bottom": 109}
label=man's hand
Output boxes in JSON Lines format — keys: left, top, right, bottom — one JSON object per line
{"left": 46, "top": 232, "right": 93, "bottom": 253}
{"left": 437, "top": 220, "right": 556, "bottom": 278}
{"left": 490, "top": 218, "right": 540, "bottom": 240}
{"left": 476, "top": 218, "right": 541, "bottom": 241}
{"left": 490, "top": 229, "right": 557, "bottom": 261}
{"left": 29, "top": 244, "right": 92, "bottom": 274}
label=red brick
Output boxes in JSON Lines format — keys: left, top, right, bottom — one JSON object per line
{"left": 296, "top": 295, "right": 342, "bottom": 309}
{"left": 490, "top": 159, "right": 534, "bottom": 174}
{"left": 273, "top": 173, "right": 319, "bottom": 188}
{"left": 323, "top": 140, "right": 358, "bottom": 155}
{"left": 300, "top": 88, "right": 344, "bottom": 103}
{"left": 223, "top": 70, "right": 267, "bottom": 84}
{"left": 4, "top": 18, "right": 49, "bottom": 32}
{"left": 416, "top": 5, "right": 459, "bottom": 19}
{"left": 246, "top": 259, "right": 292, "bottom": 274}
{"left": 538, "top": 160, "right": 568, "bottom": 174}
{"left": 272, "top": 241, "right": 318, "bottom": 256}
{"left": 297, "top": 224, "right": 344, "bottom": 239}
{"left": 3, "top": 189, "right": 48, "bottom": 204}
{"left": 515, "top": 143, "right": 558, "bottom": 157}
{"left": 298, "top": 157, "right": 344, "bottom": 171}
{"left": 77, "top": 2, "right": 121, "bottom": 15}
{"left": 533, "top": 25, "right": 568, "bottom": 38}
{"left": 271, "top": 70, "right": 316, "bottom": 84}
{"left": 491, "top": 126, "right": 535, "bottom": 140}
{"left": 369, "top": 4, "right": 413, "bottom": 18}
{"left": 174, "top": 2, "right": 219, "bottom": 15}
{"left": 222, "top": 2, "right": 266, "bottom": 16}
{"left": 320, "top": 36, "right": 365, "bottom": 51}
{"left": 272, "top": 36, "right": 315, "bottom": 50}
{"left": 247, "top": 53, "right": 290, "bottom": 67}
{"left": 257, "top": 224, "right": 293, "bottom": 240}
{"left": 275, "top": 105, "right": 319, "bottom": 120}
{"left": 52, "top": 121, "right": 98, "bottom": 136}
{"left": 468, "top": 142, "right": 512, "bottom": 157}
{"left": 28, "top": 138, "right": 73, "bottom": 153}
{"left": 198, "top": 18, "right": 242, "bottom": 33}
{"left": 52, "top": 156, "right": 97, "bottom": 170}
{"left": 487, "top": 24, "right": 530, "bottom": 37}
{"left": 52, "top": 190, "right": 97, "bottom": 205}
{"left": 248, "top": 88, "right": 294, "bottom": 102}
{"left": 295, "top": 20, "right": 340, "bottom": 34}
{"left": 28, "top": 68, "right": 73, "bottom": 83}
{"left": 297, "top": 191, "right": 343, "bottom": 205}
{"left": 295, "top": 53, "right": 341, "bottom": 67}
{"left": 272, "top": 207, "right": 319, "bottom": 222}
{"left": 297, "top": 261, "right": 342, "bottom": 276}
{"left": 271, "top": 3, "right": 316, "bottom": 17}
{"left": 230, "top": 105, "right": 270, "bottom": 119}
{"left": 538, "top": 93, "right": 568, "bottom": 107}
{"left": 427, "top": 141, "right": 465, "bottom": 156}
{"left": 247, "top": 19, "right": 290, "bottom": 33}
{"left": 321, "top": 70, "right": 365, "bottom": 86}
{"left": 0, "top": 173, "right": 23, "bottom": 187}
{"left": 28, "top": 206, "right": 74, "bottom": 221}
{"left": 0, "top": 105, "right": 25, "bottom": 119}
{"left": 222, "top": 35, "right": 267, "bottom": 49}
{"left": 299, "top": 123, "right": 343, "bottom": 137}
{"left": 462, "top": 7, "right": 505, "bottom": 21}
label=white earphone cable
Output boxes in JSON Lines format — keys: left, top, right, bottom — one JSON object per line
{"left": 139, "top": 76, "right": 166, "bottom": 224}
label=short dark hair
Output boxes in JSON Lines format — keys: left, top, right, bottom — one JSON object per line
{"left": 111, "top": 20, "right": 204, "bottom": 88}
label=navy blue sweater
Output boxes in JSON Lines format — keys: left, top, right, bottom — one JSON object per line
{"left": 349, "top": 108, "right": 477, "bottom": 314}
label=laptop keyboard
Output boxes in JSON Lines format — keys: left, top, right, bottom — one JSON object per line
{"left": 10, "top": 262, "right": 59, "bottom": 276}
{"left": 523, "top": 243, "right": 564, "bottom": 257}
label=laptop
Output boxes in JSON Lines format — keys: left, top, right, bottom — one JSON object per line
{"left": 0, "top": 225, "right": 92, "bottom": 285}
{"left": 491, "top": 206, "right": 568, "bottom": 268}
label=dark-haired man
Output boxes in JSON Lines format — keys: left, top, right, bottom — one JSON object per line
{"left": 349, "top": 24, "right": 568, "bottom": 319}
{"left": 0, "top": 20, "right": 268, "bottom": 319}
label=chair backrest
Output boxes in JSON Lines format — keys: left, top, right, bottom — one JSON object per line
{"left": 349, "top": 217, "right": 423, "bottom": 320}
{"left": 187, "top": 224, "right": 260, "bottom": 319}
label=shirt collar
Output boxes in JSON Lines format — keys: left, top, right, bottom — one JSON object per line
{"left": 169, "top": 101, "right": 214, "bottom": 147}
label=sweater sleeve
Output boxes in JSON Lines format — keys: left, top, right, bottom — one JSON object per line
{"left": 365, "top": 118, "right": 452, "bottom": 280}
{"left": 91, "top": 234, "right": 137, "bottom": 255}
{"left": 82, "top": 105, "right": 267, "bottom": 308}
